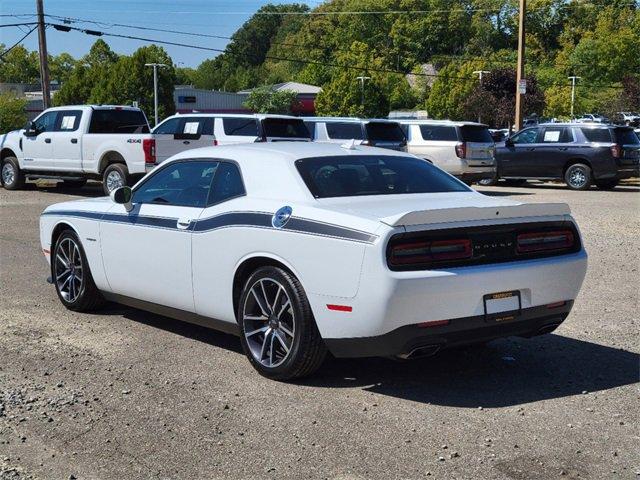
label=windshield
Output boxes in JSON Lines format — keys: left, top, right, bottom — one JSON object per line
{"left": 296, "top": 155, "right": 469, "bottom": 198}
{"left": 261, "top": 118, "right": 310, "bottom": 139}
{"left": 365, "top": 122, "right": 405, "bottom": 143}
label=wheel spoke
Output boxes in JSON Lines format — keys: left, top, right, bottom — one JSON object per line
{"left": 276, "top": 300, "right": 291, "bottom": 320}
{"left": 244, "top": 314, "right": 268, "bottom": 322}
{"left": 280, "top": 324, "right": 294, "bottom": 338}
{"left": 259, "top": 328, "right": 272, "bottom": 360}
{"left": 259, "top": 280, "right": 271, "bottom": 314}
{"left": 56, "top": 269, "right": 71, "bottom": 281}
{"left": 56, "top": 253, "right": 69, "bottom": 269}
{"left": 59, "top": 274, "right": 72, "bottom": 291}
{"left": 250, "top": 287, "right": 269, "bottom": 317}
{"left": 274, "top": 331, "right": 290, "bottom": 354}
{"left": 270, "top": 285, "right": 282, "bottom": 313}
{"left": 245, "top": 326, "right": 268, "bottom": 337}
{"left": 269, "top": 332, "right": 276, "bottom": 366}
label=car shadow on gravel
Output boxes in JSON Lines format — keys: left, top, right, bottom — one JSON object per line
{"left": 304, "top": 335, "right": 639, "bottom": 408}
{"left": 475, "top": 190, "right": 535, "bottom": 197}
{"left": 36, "top": 183, "right": 106, "bottom": 198}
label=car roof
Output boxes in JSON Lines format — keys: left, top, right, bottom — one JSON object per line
{"left": 162, "top": 113, "right": 301, "bottom": 120}
{"left": 396, "top": 119, "right": 488, "bottom": 127}
{"left": 300, "top": 117, "right": 400, "bottom": 124}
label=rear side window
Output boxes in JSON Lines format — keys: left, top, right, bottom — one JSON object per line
{"left": 261, "top": 118, "right": 310, "bottom": 139}
{"left": 541, "top": 127, "right": 572, "bottom": 143}
{"left": 55, "top": 110, "right": 82, "bottom": 132}
{"left": 181, "top": 117, "right": 214, "bottom": 135}
{"left": 419, "top": 125, "right": 458, "bottom": 141}
{"left": 154, "top": 118, "right": 181, "bottom": 134}
{"left": 581, "top": 128, "right": 612, "bottom": 143}
{"left": 326, "top": 122, "right": 364, "bottom": 140}
{"left": 89, "top": 109, "right": 150, "bottom": 134}
{"left": 296, "top": 155, "right": 468, "bottom": 198}
{"left": 614, "top": 128, "right": 639, "bottom": 145}
{"left": 365, "top": 122, "right": 405, "bottom": 142}
{"left": 304, "top": 121, "right": 317, "bottom": 138}
{"left": 222, "top": 118, "right": 259, "bottom": 136}
{"left": 460, "top": 126, "right": 493, "bottom": 143}
{"left": 208, "top": 162, "right": 245, "bottom": 205}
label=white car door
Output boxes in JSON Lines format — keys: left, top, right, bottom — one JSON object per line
{"left": 49, "top": 110, "right": 83, "bottom": 171}
{"left": 22, "top": 110, "right": 57, "bottom": 169}
{"left": 100, "top": 159, "right": 219, "bottom": 312}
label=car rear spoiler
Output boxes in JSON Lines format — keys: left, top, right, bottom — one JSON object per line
{"left": 380, "top": 203, "right": 572, "bottom": 227}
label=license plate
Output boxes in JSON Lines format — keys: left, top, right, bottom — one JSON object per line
{"left": 483, "top": 290, "right": 521, "bottom": 323}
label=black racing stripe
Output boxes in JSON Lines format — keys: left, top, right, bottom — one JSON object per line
{"left": 284, "top": 217, "right": 378, "bottom": 243}
{"left": 101, "top": 213, "right": 179, "bottom": 230}
{"left": 41, "top": 210, "right": 104, "bottom": 221}
{"left": 193, "top": 212, "right": 272, "bottom": 232}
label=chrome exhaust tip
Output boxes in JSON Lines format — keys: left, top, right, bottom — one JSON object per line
{"left": 397, "top": 344, "right": 441, "bottom": 360}
{"left": 537, "top": 322, "right": 562, "bottom": 335}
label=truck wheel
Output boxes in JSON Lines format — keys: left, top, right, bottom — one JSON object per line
{"left": 1, "top": 157, "right": 25, "bottom": 190}
{"left": 595, "top": 179, "right": 619, "bottom": 190}
{"left": 238, "top": 266, "right": 327, "bottom": 380}
{"left": 60, "top": 179, "right": 87, "bottom": 189}
{"left": 103, "top": 164, "right": 129, "bottom": 195}
{"left": 564, "top": 163, "right": 592, "bottom": 190}
{"left": 478, "top": 173, "right": 499, "bottom": 186}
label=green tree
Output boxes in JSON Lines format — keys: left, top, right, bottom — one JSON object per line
{"left": 0, "top": 45, "right": 39, "bottom": 83}
{"left": 0, "top": 93, "right": 27, "bottom": 132}
{"left": 49, "top": 52, "right": 76, "bottom": 84}
{"left": 425, "top": 61, "right": 482, "bottom": 119}
{"left": 243, "top": 87, "right": 300, "bottom": 114}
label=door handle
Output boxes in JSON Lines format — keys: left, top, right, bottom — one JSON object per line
{"left": 558, "top": 147, "right": 568, "bottom": 151}
{"left": 44, "top": 138, "right": 51, "bottom": 143}
{"left": 71, "top": 138, "right": 78, "bottom": 144}
{"left": 526, "top": 147, "right": 535, "bottom": 151}
{"left": 176, "top": 218, "right": 192, "bottom": 230}
{"left": 183, "top": 140, "right": 190, "bottom": 145}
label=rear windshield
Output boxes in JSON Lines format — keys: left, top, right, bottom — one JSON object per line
{"left": 261, "top": 118, "right": 310, "bottom": 139}
{"left": 326, "top": 122, "right": 364, "bottom": 140}
{"left": 580, "top": 128, "right": 612, "bottom": 143}
{"left": 365, "top": 122, "right": 405, "bottom": 142}
{"left": 296, "top": 155, "right": 468, "bottom": 198}
{"left": 419, "top": 125, "right": 458, "bottom": 141}
{"left": 460, "top": 125, "right": 493, "bottom": 143}
{"left": 614, "top": 128, "right": 640, "bottom": 145}
{"left": 222, "top": 118, "right": 259, "bottom": 137}
{"left": 88, "top": 109, "right": 150, "bottom": 134}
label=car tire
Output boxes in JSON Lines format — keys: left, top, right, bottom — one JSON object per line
{"left": 60, "top": 179, "right": 87, "bottom": 189}
{"left": 238, "top": 266, "right": 327, "bottom": 380}
{"left": 53, "top": 230, "right": 105, "bottom": 312}
{"left": 478, "top": 173, "right": 499, "bottom": 186}
{"left": 103, "top": 163, "right": 130, "bottom": 195}
{"left": 1, "top": 156, "right": 25, "bottom": 190}
{"left": 595, "top": 179, "right": 619, "bottom": 190}
{"left": 564, "top": 163, "right": 592, "bottom": 190}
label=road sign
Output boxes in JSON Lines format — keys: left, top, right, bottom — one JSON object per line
{"left": 519, "top": 79, "right": 527, "bottom": 94}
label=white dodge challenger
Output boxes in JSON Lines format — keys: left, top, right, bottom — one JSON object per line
{"left": 40, "top": 142, "right": 588, "bottom": 379}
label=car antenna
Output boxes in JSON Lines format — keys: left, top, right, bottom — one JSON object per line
{"left": 341, "top": 139, "right": 357, "bottom": 150}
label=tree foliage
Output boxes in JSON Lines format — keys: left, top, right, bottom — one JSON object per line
{"left": 0, "top": 93, "right": 27, "bottom": 132}
{"left": 243, "top": 87, "right": 300, "bottom": 114}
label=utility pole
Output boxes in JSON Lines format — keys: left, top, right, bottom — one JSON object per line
{"left": 514, "top": 0, "right": 526, "bottom": 131}
{"left": 356, "top": 76, "right": 370, "bottom": 111}
{"left": 473, "top": 70, "right": 490, "bottom": 123}
{"left": 144, "top": 63, "right": 168, "bottom": 126}
{"left": 36, "top": 0, "right": 51, "bottom": 109}
{"left": 568, "top": 76, "right": 580, "bottom": 119}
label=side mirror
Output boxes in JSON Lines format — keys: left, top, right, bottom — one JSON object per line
{"left": 110, "top": 186, "right": 133, "bottom": 212}
{"left": 24, "top": 121, "right": 38, "bottom": 137}
{"left": 504, "top": 138, "right": 514, "bottom": 147}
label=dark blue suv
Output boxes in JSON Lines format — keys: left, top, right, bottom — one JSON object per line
{"left": 487, "top": 124, "right": 639, "bottom": 190}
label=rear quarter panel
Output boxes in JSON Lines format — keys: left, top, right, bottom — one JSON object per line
{"left": 81, "top": 134, "right": 151, "bottom": 174}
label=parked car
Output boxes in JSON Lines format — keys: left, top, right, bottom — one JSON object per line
{"left": 398, "top": 120, "right": 496, "bottom": 184}
{"left": 302, "top": 117, "right": 407, "bottom": 151}
{"left": 612, "top": 112, "right": 640, "bottom": 127}
{"left": 40, "top": 142, "right": 587, "bottom": 379}
{"left": 1, "top": 105, "right": 153, "bottom": 194}
{"left": 575, "top": 114, "right": 610, "bottom": 124}
{"left": 485, "top": 123, "right": 640, "bottom": 190}
{"left": 153, "top": 113, "right": 311, "bottom": 163}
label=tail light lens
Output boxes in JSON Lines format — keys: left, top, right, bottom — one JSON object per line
{"left": 143, "top": 138, "right": 156, "bottom": 164}
{"left": 516, "top": 230, "right": 574, "bottom": 253}
{"left": 455, "top": 142, "right": 467, "bottom": 159}
{"left": 389, "top": 239, "right": 471, "bottom": 266}
{"left": 213, "top": 139, "right": 218, "bottom": 146}
{"left": 610, "top": 144, "right": 622, "bottom": 158}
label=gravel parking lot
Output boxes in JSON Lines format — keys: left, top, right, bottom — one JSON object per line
{"left": 1, "top": 180, "right": 638, "bottom": 480}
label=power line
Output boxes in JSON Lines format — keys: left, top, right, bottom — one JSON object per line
{"left": 0, "top": 22, "right": 38, "bottom": 28}
{"left": 0, "top": 25, "right": 38, "bottom": 60}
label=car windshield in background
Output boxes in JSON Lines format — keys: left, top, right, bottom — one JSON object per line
{"left": 614, "top": 128, "right": 640, "bottom": 145}
{"left": 580, "top": 128, "right": 612, "bottom": 143}
{"left": 365, "top": 122, "right": 405, "bottom": 142}
{"left": 261, "top": 119, "right": 310, "bottom": 139}
{"left": 88, "top": 109, "right": 150, "bottom": 134}
{"left": 326, "top": 122, "right": 364, "bottom": 140}
{"left": 460, "top": 126, "right": 493, "bottom": 143}
{"left": 296, "top": 155, "right": 468, "bottom": 198}
{"left": 223, "top": 118, "right": 259, "bottom": 136}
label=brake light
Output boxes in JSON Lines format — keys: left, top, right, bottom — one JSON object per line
{"left": 516, "top": 230, "right": 574, "bottom": 253}
{"left": 455, "top": 142, "right": 467, "bottom": 159}
{"left": 213, "top": 139, "right": 218, "bottom": 146}
{"left": 389, "top": 239, "right": 471, "bottom": 266}
{"left": 143, "top": 138, "right": 156, "bottom": 164}
{"left": 610, "top": 144, "right": 622, "bottom": 158}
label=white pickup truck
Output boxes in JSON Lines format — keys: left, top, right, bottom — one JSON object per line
{"left": 0, "top": 105, "right": 156, "bottom": 194}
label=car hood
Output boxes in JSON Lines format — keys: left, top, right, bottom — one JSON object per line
{"left": 316, "top": 192, "right": 571, "bottom": 227}
{"left": 43, "top": 196, "right": 112, "bottom": 214}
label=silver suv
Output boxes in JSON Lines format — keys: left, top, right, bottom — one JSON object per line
{"left": 399, "top": 120, "right": 496, "bottom": 184}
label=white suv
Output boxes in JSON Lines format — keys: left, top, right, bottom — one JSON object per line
{"left": 398, "top": 120, "right": 496, "bottom": 184}
{"left": 303, "top": 117, "right": 407, "bottom": 151}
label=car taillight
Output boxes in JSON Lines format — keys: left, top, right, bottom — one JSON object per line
{"left": 610, "top": 144, "right": 622, "bottom": 158}
{"left": 213, "top": 139, "right": 218, "bottom": 146}
{"left": 516, "top": 230, "right": 574, "bottom": 253}
{"left": 389, "top": 239, "right": 471, "bottom": 266}
{"left": 455, "top": 142, "right": 467, "bottom": 159}
{"left": 143, "top": 138, "right": 156, "bottom": 164}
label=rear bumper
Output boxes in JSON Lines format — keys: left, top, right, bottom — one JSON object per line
{"left": 616, "top": 167, "right": 639, "bottom": 179}
{"left": 325, "top": 301, "right": 573, "bottom": 358}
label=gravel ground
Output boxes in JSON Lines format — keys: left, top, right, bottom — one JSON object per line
{"left": 0, "top": 180, "right": 638, "bottom": 480}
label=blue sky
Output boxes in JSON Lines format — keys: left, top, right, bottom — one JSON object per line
{"left": 1, "top": 0, "right": 320, "bottom": 67}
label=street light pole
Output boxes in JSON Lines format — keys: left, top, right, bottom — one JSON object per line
{"left": 568, "top": 76, "right": 581, "bottom": 119}
{"left": 144, "top": 63, "right": 168, "bottom": 126}
{"left": 473, "top": 70, "right": 490, "bottom": 123}
{"left": 514, "top": 0, "right": 527, "bottom": 131}
{"left": 356, "top": 76, "right": 371, "bottom": 111}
